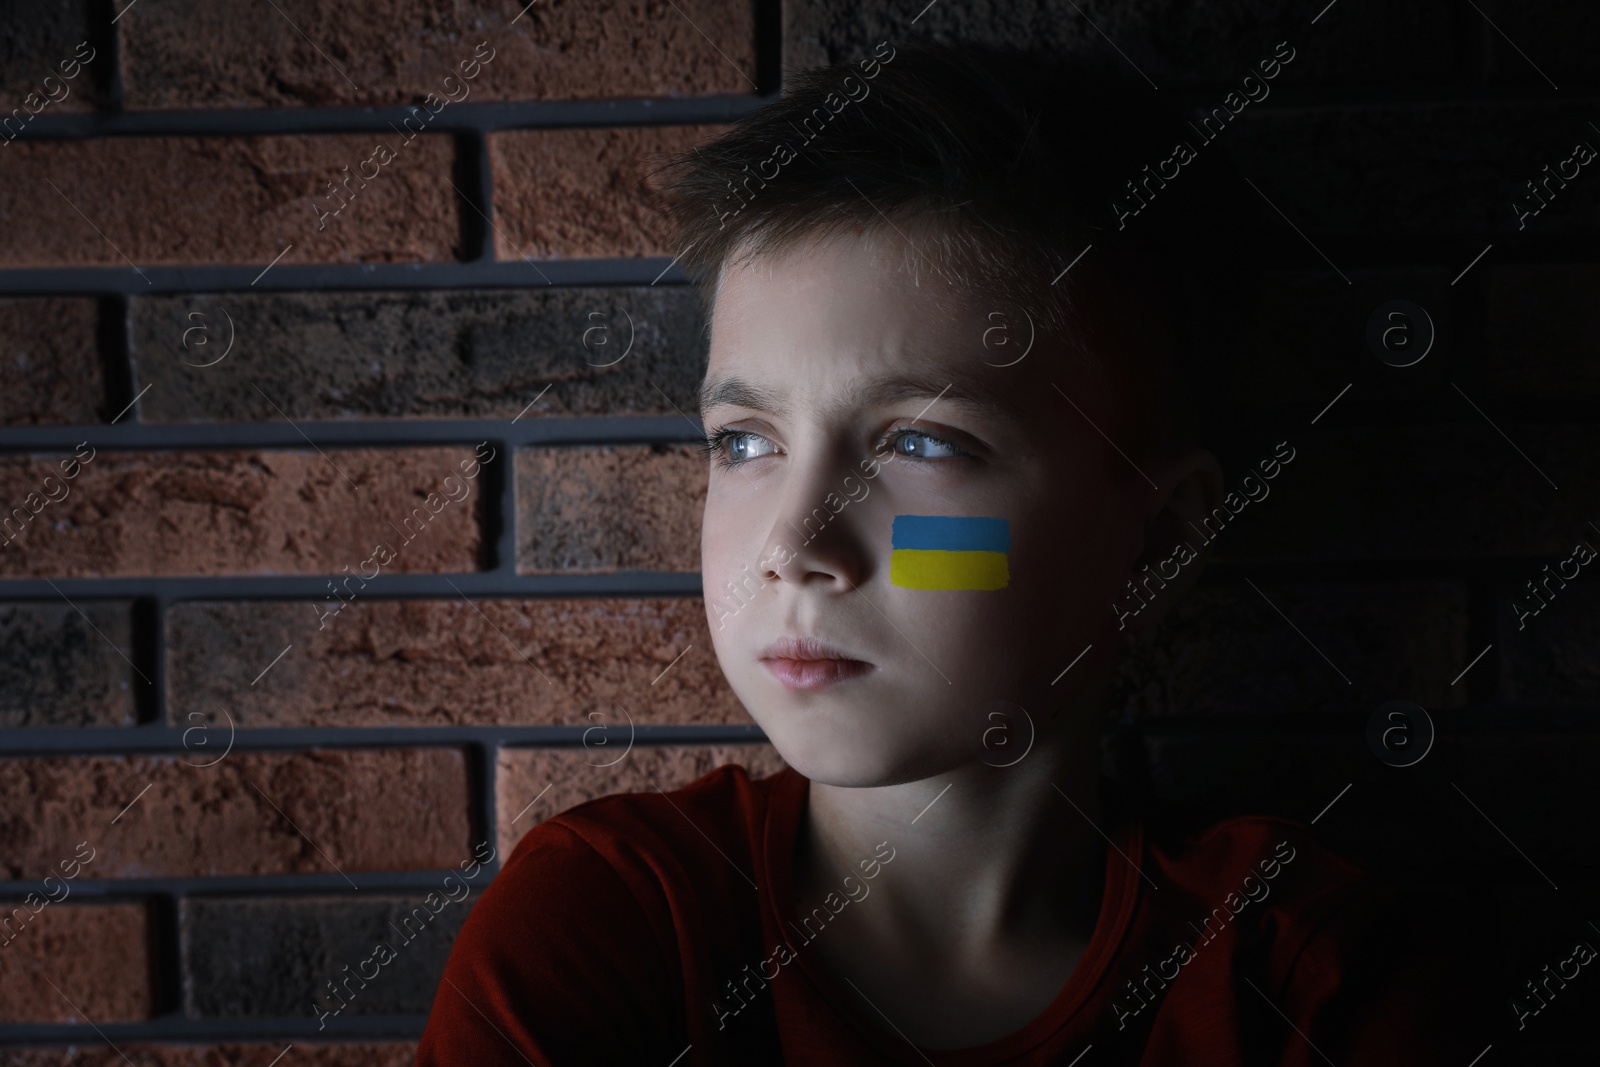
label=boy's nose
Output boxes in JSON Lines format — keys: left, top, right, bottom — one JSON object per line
{"left": 757, "top": 463, "right": 873, "bottom": 590}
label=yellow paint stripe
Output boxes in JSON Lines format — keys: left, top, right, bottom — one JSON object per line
{"left": 889, "top": 549, "right": 1009, "bottom": 590}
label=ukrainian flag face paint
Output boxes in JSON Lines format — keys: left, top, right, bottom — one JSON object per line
{"left": 889, "top": 515, "right": 1010, "bottom": 591}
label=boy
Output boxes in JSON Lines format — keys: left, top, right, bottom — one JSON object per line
{"left": 417, "top": 42, "right": 1490, "bottom": 1064}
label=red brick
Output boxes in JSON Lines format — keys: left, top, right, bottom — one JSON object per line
{"left": 488, "top": 125, "right": 724, "bottom": 260}
{"left": 167, "top": 597, "right": 743, "bottom": 727}
{"left": 0, "top": 903, "right": 153, "bottom": 1023}
{"left": 497, "top": 742, "right": 786, "bottom": 856}
{"left": 0, "top": 600, "right": 138, "bottom": 728}
{"left": 0, "top": 749, "right": 471, "bottom": 879}
{"left": 0, "top": 2, "right": 104, "bottom": 116}
{"left": 184, "top": 896, "right": 471, "bottom": 1018}
{"left": 0, "top": 298, "right": 105, "bottom": 425}
{"left": 0, "top": 135, "right": 459, "bottom": 268}
{"left": 128, "top": 287, "right": 708, "bottom": 422}
{"left": 119, "top": 0, "right": 756, "bottom": 109}
{"left": 0, "top": 1046, "right": 415, "bottom": 1067}
{"left": 0, "top": 447, "right": 484, "bottom": 577}
{"left": 516, "top": 444, "right": 704, "bottom": 572}
{"left": 784, "top": 0, "right": 1457, "bottom": 86}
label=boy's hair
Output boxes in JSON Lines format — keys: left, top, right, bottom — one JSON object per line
{"left": 651, "top": 39, "right": 1263, "bottom": 461}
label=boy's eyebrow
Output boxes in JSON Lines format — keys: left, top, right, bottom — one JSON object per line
{"left": 699, "top": 369, "right": 1022, "bottom": 423}
{"left": 699, "top": 375, "right": 789, "bottom": 417}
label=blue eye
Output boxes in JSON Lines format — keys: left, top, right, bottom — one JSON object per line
{"left": 700, "top": 426, "right": 973, "bottom": 469}
{"left": 700, "top": 427, "right": 777, "bottom": 469}
{"left": 885, "top": 429, "right": 968, "bottom": 460}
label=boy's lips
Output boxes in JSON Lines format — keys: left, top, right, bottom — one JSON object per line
{"left": 758, "top": 636, "right": 874, "bottom": 693}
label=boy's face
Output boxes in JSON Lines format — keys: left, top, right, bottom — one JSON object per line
{"left": 699, "top": 227, "right": 1157, "bottom": 788}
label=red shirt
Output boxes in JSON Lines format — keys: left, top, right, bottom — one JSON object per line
{"left": 417, "top": 763, "right": 1492, "bottom": 1065}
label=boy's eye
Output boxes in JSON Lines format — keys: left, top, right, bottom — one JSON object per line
{"left": 700, "top": 427, "right": 778, "bottom": 468}
{"left": 699, "top": 425, "right": 973, "bottom": 470}
{"left": 884, "top": 428, "right": 967, "bottom": 460}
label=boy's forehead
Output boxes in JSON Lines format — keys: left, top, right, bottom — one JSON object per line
{"left": 711, "top": 225, "right": 976, "bottom": 326}
{"left": 698, "top": 361, "right": 1029, "bottom": 426}
{"left": 702, "top": 229, "right": 1041, "bottom": 421}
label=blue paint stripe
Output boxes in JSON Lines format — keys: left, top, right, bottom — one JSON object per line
{"left": 891, "top": 514, "right": 1009, "bottom": 552}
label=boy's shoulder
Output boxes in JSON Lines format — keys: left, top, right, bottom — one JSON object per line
{"left": 1146, "top": 810, "right": 1366, "bottom": 878}
{"left": 420, "top": 763, "right": 797, "bottom": 1064}
{"left": 1141, "top": 810, "right": 1497, "bottom": 1058}
{"left": 1141, "top": 809, "right": 1382, "bottom": 934}
{"left": 502, "top": 759, "right": 797, "bottom": 875}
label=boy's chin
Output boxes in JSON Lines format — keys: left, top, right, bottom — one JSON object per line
{"left": 785, "top": 760, "right": 936, "bottom": 790}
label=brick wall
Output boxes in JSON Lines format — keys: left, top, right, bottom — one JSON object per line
{"left": 0, "top": 0, "right": 1595, "bottom": 1062}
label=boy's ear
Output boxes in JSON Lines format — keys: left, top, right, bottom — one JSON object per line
{"left": 1123, "top": 447, "right": 1224, "bottom": 636}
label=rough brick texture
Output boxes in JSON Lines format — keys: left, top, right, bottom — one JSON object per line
{"left": 0, "top": 447, "right": 484, "bottom": 577}
{"left": 120, "top": 0, "right": 757, "bottom": 109}
{"left": 184, "top": 894, "right": 475, "bottom": 1017}
{"left": 0, "top": 135, "right": 459, "bottom": 268}
{"left": 783, "top": 0, "right": 1459, "bottom": 82}
{"left": 516, "top": 444, "right": 704, "bottom": 572}
{"left": 0, "top": 0, "right": 103, "bottom": 114}
{"left": 129, "top": 287, "right": 707, "bottom": 421}
{"left": 168, "top": 597, "right": 743, "bottom": 727}
{"left": 487, "top": 125, "right": 723, "bottom": 259}
{"left": 0, "top": 749, "right": 471, "bottom": 879}
{"left": 497, "top": 742, "right": 786, "bottom": 856}
{"left": 0, "top": 903, "right": 153, "bottom": 1023}
{"left": 0, "top": 600, "right": 137, "bottom": 728}
{"left": 0, "top": 298, "right": 106, "bottom": 425}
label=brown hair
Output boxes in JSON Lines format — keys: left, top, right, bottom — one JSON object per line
{"left": 650, "top": 39, "right": 1260, "bottom": 457}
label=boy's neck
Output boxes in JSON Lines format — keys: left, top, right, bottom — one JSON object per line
{"left": 793, "top": 702, "right": 1110, "bottom": 965}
